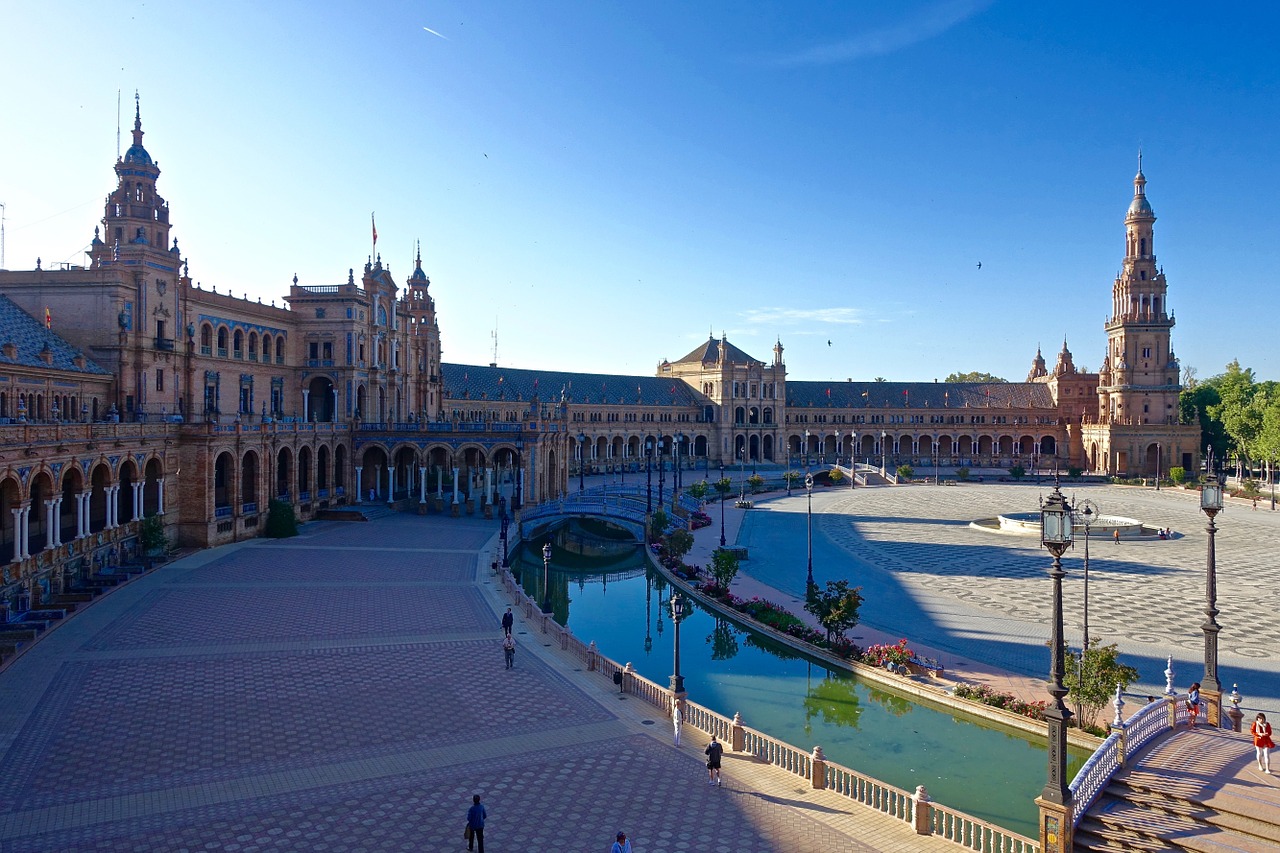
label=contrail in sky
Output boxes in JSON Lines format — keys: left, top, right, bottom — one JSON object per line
{"left": 423, "top": 26, "right": 448, "bottom": 40}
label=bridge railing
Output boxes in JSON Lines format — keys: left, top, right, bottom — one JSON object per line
{"left": 1069, "top": 693, "right": 1181, "bottom": 825}
{"left": 494, "top": 558, "right": 1040, "bottom": 852}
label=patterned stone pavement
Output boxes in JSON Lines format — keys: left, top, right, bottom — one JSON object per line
{"left": 0, "top": 514, "right": 961, "bottom": 853}
{"left": 732, "top": 482, "right": 1280, "bottom": 714}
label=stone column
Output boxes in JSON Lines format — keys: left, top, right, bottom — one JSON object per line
{"left": 76, "top": 492, "right": 87, "bottom": 538}
{"left": 354, "top": 467, "right": 363, "bottom": 503}
{"left": 373, "top": 465, "right": 381, "bottom": 499}
{"left": 912, "top": 786, "right": 933, "bottom": 835}
{"left": 809, "top": 746, "right": 827, "bottom": 790}
{"left": 302, "top": 389, "right": 311, "bottom": 421}
{"left": 436, "top": 467, "right": 443, "bottom": 497}
{"left": 332, "top": 387, "right": 339, "bottom": 421}
{"left": 12, "top": 507, "right": 25, "bottom": 559}
{"left": 387, "top": 468, "right": 396, "bottom": 504}
{"left": 47, "top": 499, "right": 61, "bottom": 548}
{"left": 106, "top": 486, "right": 117, "bottom": 529}
{"left": 157, "top": 477, "right": 166, "bottom": 515}
{"left": 486, "top": 466, "right": 494, "bottom": 503}
{"left": 452, "top": 467, "right": 460, "bottom": 504}
{"left": 418, "top": 467, "right": 427, "bottom": 503}
{"left": 133, "top": 482, "right": 144, "bottom": 520}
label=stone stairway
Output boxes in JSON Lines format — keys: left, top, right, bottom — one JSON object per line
{"left": 1076, "top": 728, "right": 1280, "bottom": 852}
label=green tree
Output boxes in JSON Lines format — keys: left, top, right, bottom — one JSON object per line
{"left": 138, "top": 514, "right": 169, "bottom": 569}
{"left": 708, "top": 616, "right": 739, "bottom": 661}
{"left": 665, "top": 528, "right": 694, "bottom": 564}
{"left": 648, "top": 508, "right": 669, "bottom": 542}
{"left": 827, "top": 467, "right": 844, "bottom": 483}
{"left": 747, "top": 473, "right": 764, "bottom": 493}
{"left": 709, "top": 548, "right": 740, "bottom": 591}
{"left": 1063, "top": 639, "right": 1140, "bottom": 730}
{"left": 783, "top": 471, "right": 802, "bottom": 485}
{"left": 687, "top": 480, "right": 709, "bottom": 502}
{"left": 945, "top": 371, "right": 1008, "bottom": 383}
{"left": 955, "top": 467, "right": 970, "bottom": 481}
{"left": 1168, "top": 466, "right": 1186, "bottom": 485}
{"left": 264, "top": 498, "right": 299, "bottom": 538}
{"left": 803, "top": 580, "right": 864, "bottom": 643}
{"left": 895, "top": 464, "right": 914, "bottom": 481}
{"left": 713, "top": 477, "right": 732, "bottom": 501}
{"left": 1009, "top": 465, "right": 1026, "bottom": 479}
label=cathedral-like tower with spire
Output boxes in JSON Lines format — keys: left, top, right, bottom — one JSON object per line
{"left": 1079, "top": 163, "right": 1198, "bottom": 475}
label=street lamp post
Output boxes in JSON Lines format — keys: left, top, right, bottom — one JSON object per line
{"left": 645, "top": 439, "right": 654, "bottom": 515}
{"left": 658, "top": 436, "right": 666, "bottom": 511}
{"left": 805, "top": 472, "right": 815, "bottom": 590}
{"left": 1200, "top": 459, "right": 1224, "bottom": 726}
{"left": 669, "top": 592, "right": 686, "bottom": 695}
{"left": 881, "top": 431, "right": 888, "bottom": 476}
{"left": 933, "top": 432, "right": 940, "bottom": 485}
{"left": 786, "top": 443, "right": 792, "bottom": 496}
{"left": 803, "top": 429, "right": 810, "bottom": 469}
{"left": 718, "top": 462, "right": 726, "bottom": 548}
{"left": 1155, "top": 442, "right": 1162, "bottom": 490}
{"left": 851, "top": 431, "right": 858, "bottom": 488}
{"left": 1036, "top": 480, "right": 1076, "bottom": 848}
{"left": 1073, "top": 499, "right": 1098, "bottom": 648}
{"left": 500, "top": 502, "right": 510, "bottom": 568}
{"left": 738, "top": 447, "right": 745, "bottom": 501}
{"left": 541, "top": 541, "right": 553, "bottom": 614}
{"left": 578, "top": 432, "right": 586, "bottom": 493}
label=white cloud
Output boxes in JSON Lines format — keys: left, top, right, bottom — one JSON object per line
{"left": 773, "top": 0, "right": 991, "bottom": 67}
{"left": 740, "top": 307, "right": 868, "bottom": 326}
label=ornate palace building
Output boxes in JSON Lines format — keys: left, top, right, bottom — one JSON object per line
{"left": 0, "top": 103, "right": 1199, "bottom": 614}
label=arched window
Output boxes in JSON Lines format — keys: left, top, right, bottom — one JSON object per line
{"left": 217, "top": 327, "right": 228, "bottom": 356}
{"left": 200, "top": 324, "right": 213, "bottom": 354}
{"left": 261, "top": 334, "right": 271, "bottom": 360}
{"left": 248, "top": 332, "right": 259, "bottom": 361}
{"left": 233, "top": 330, "right": 243, "bottom": 358}
{"left": 276, "top": 337, "right": 285, "bottom": 363}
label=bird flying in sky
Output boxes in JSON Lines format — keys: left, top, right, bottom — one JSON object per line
{"left": 976, "top": 261, "right": 982, "bottom": 269}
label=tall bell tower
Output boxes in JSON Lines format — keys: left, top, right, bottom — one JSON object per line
{"left": 1096, "top": 161, "right": 1180, "bottom": 427}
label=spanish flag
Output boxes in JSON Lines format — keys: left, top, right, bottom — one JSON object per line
{"left": 45, "top": 307, "right": 51, "bottom": 329}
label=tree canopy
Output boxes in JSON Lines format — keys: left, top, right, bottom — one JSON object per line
{"left": 1182, "top": 360, "right": 1280, "bottom": 471}
{"left": 944, "top": 371, "right": 1008, "bottom": 383}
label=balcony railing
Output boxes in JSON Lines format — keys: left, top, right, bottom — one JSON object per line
{"left": 214, "top": 505, "right": 232, "bottom": 519}
{"left": 153, "top": 337, "right": 175, "bottom": 351}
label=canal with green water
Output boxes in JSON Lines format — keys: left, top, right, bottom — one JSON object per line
{"left": 514, "top": 543, "right": 1090, "bottom": 838}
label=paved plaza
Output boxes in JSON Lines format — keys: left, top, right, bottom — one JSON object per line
{"left": 0, "top": 512, "right": 967, "bottom": 853}
{"left": 730, "top": 480, "right": 1280, "bottom": 715}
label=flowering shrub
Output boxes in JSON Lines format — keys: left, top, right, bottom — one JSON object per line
{"left": 953, "top": 683, "right": 1048, "bottom": 720}
{"left": 694, "top": 584, "right": 862, "bottom": 659}
{"left": 864, "top": 639, "right": 916, "bottom": 668}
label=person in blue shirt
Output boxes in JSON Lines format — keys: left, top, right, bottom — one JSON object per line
{"left": 466, "top": 794, "right": 487, "bottom": 853}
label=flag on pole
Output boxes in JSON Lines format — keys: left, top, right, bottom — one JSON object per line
{"left": 371, "top": 213, "right": 378, "bottom": 246}
{"left": 44, "top": 307, "right": 51, "bottom": 329}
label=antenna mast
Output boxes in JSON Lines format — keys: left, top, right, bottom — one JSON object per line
{"left": 490, "top": 321, "right": 499, "bottom": 368}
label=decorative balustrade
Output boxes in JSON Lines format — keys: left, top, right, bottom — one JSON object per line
{"left": 1068, "top": 693, "right": 1181, "bottom": 825}
{"left": 928, "top": 803, "right": 1038, "bottom": 853}
{"left": 214, "top": 506, "right": 232, "bottom": 519}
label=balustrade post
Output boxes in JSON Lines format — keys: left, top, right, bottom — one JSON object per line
{"left": 587, "top": 640, "right": 598, "bottom": 671}
{"left": 623, "top": 662, "right": 635, "bottom": 695}
{"left": 809, "top": 746, "right": 826, "bottom": 790}
{"left": 560, "top": 623, "right": 570, "bottom": 650}
{"left": 731, "top": 712, "right": 745, "bottom": 752}
{"left": 1111, "top": 685, "right": 1128, "bottom": 767}
{"left": 912, "top": 785, "right": 933, "bottom": 835}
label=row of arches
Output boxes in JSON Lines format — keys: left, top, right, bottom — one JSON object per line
{"left": 0, "top": 392, "right": 103, "bottom": 423}
{"left": 0, "top": 458, "right": 164, "bottom": 564}
{"left": 211, "top": 443, "right": 349, "bottom": 512}
{"left": 200, "top": 322, "right": 285, "bottom": 363}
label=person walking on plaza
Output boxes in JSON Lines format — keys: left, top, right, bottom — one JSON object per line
{"left": 1252, "top": 713, "right": 1274, "bottom": 773}
{"left": 672, "top": 700, "right": 683, "bottom": 747}
{"left": 1113, "top": 529, "right": 1120, "bottom": 545}
{"left": 610, "top": 830, "right": 633, "bottom": 853}
{"left": 503, "top": 634, "right": 516, "bottom": 670}
{"left": 501, "top": 606, "right": 514, "bottom": 636}
{"left": 705, "top": 734, "right": 723, "bottom": 786}
{"left": 466, "top": 794, "right": 487, "bottom": 852}
{"left": 1186, "top": 682, "right": 1202, "bottom": 727}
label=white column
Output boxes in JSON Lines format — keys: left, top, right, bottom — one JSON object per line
{"left": 418, "top": 467, "right": 427, "bottom": 503}
{"left": 12, "top": 507, "right": 24, "bottom": 559}
{"left": 75, "top": 492, "right": 86, "bottom": 538}
{"left": 157, "top": 477, "right": 166, "bottom": 515}
{"left": 374, "top": 465, "right": 382, "bottom": 499}
{"left": 354, "top": 467, "right": 363, "bottom": 502}
{"left": 486, "top": 466, "right": 494, "bottom": 503}
{"left": 332, "top": 387, "right": 339, "bottom": 421}
{"left": 452, "top": 467, "right": 460, "bottom": 504}
{"left": 302, "top": 389, "right": 311, "bottom": 420}
{"left": 436, "top": 467, "right": 443, "bottom": 497}
{"left": 103, "top": 486, "right": 114, "bottom": 529}
{"left": 47, "top": 499, "right": 61, "bottom": 547}
{"left": 19, "top": 505, "right": 31, "bottom": 559}
{"left": 133, "top": 482, "right": 144, "bottom": 519}
{"left": 387, "top": 468, "right": 396, "bottom": 504}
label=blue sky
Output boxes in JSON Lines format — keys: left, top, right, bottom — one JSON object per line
{"left": 2, "top": 1, "right": 1275, "bottom": 383}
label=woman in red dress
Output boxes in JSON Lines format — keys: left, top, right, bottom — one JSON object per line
{"left": 1252, "top": 713, "right": 1274, "bottom": 774}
